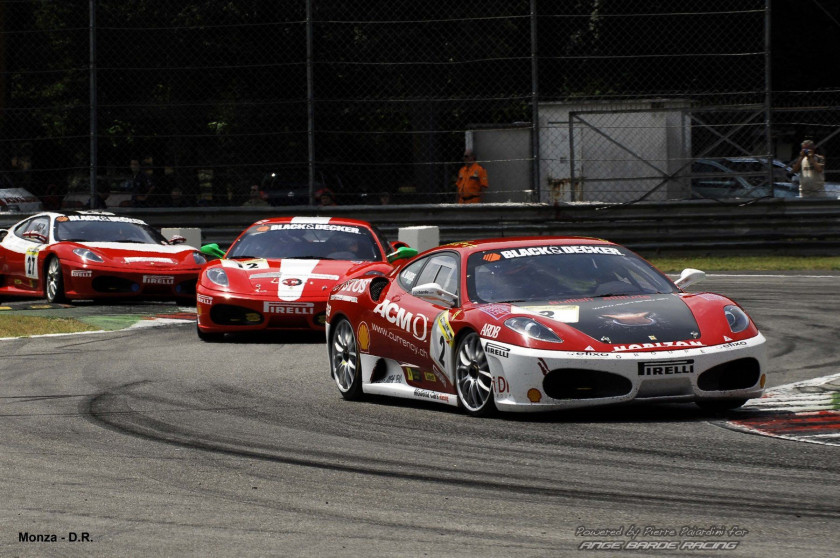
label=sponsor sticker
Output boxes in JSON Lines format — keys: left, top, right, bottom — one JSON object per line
{"left": 613, "top": 341, "right": 704, "bottom": 352}
{"left": 485, "top": 343, "right": 510, "bottom": 358}
{"left": 638, "top": 359, "right": 695, "bottom": 376}
{"left": 71, "top": 270, "right": 93, "bottom": 278}
{"left": 125, "top": 257, "right": 176, "bottom": 264}
{"left": 373, "top": 299, "right": 429, "bottom": 341}
{"left": 357, "top": 322, "right": 371, "bottom": 351}
{"left": 65, "top": 215, "right": 145, "bottom": 224}
{"left": 143, "top": 275, "right": 174, "bottom": 285}
{"left": 197, "top": 294, "right": 213, "bottom": 305}
{"left": 263, "top": 301, "right": 315, "bottom": 315}
{"left": 330, "top": 294, "right": 358, "bottom": 303}
{"left": 478, "top": 303, "right": 512, "bottom": 320}
{"left": 270, "top": 223, "right": 361, "bottom": 234}
{"left": 480, "top": 323, "right": 500, "bottom": 338}
{"left": 500, "top": 245, "right": 622, "bottom": 259}
{"left": 522, "top": 305, "right": 580, "bottom": 324}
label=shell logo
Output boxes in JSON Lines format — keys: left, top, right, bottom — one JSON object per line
{"left": 483, "top": 253, "right": 501, "bottom": 262}
{"left": 255, "top": 225, "right": 270, "bottom": 232}
{"left": 357, "top": 322, "right": 371, "bottom": 352}
{"left": 527, "top": 388, "right": 542, "bottom": 403}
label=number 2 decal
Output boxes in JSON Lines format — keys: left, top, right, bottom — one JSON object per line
{"left": 25, "top": 248, "right": 40, "bottom": 280}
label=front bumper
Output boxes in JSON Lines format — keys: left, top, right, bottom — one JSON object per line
{"left": 482, "top": 334, "right": 767, "bottom": 412}
{"left": 196, "top": 287, "right": 328, "bottom": 333}
{"left": 64, "top": 261, "right": 199, "bottom": 300}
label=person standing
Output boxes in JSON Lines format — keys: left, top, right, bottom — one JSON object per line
{"left": 455, "top": 149, "right": 488, "bottom": 204}
{"left": 792, "top": 139, "right": 826, "bottom": 198}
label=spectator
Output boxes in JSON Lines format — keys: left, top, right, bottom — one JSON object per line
{"left": 41, "top": 183, "right": 62, "bottom": 210}
{"left": 792, "top": 139, "right": 827, "bottom": 198}
{"left": 128, "top": 157, "right": 151, "bottom": 206}
{"left": 317, "top": 188, "right": 337, "bottom": 206}
{"left": 379, "top": 191, "right": 391, "bottom": 205}
{"left": 169, "top": 186, "right": 193, "bottom": 207}
{"left": 87, "top": 184, "right": 110, "bottom": 209}
{"left": 455, "top": 148, "right": 489, "bottom": 204}
{"left": 242, "top": 184, "right": 269, "bottom": 207}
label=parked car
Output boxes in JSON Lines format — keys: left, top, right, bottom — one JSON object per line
{"left": 0, "top": 187, "right": 43, "bottom": 213}
{"left": 259, "top": 169, "right": 346, "bottom": 206}
{"left": 691, "top": 158, "right": 798, "bottom": 199}
{"left": 326, "top": 237, "right": 767, "bottom": 416}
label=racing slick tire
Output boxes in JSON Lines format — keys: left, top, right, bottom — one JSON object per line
{"left": 330, "top": 317, "right": 363, "bottom": 400}
{"left": 45, "top": 257, "right": 67, "bottom": 304}
{"left": 196, "top": 323, "right": 224, "bottom": 343}
{"left": 455, "top": 331, "right": 496, "bottom": 417}
{"left": 696, "top": 398, "right": 748, "bottom": 412}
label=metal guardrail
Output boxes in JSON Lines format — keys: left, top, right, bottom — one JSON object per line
{"left": 3, "top": 198, "right": 840, "bottom": 256}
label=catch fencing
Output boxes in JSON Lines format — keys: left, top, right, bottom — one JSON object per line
{"left": 1, "top": 1, "right": 838, "bottom": 210}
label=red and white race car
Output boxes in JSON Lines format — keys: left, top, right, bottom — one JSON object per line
{"left": 195, "top": 216, "right": 414, "bottom": 341}
{"left": 0, "top": 211, "right": 205, "bottom": 303}
{"left": 326, "top": 237, "right": 768, "bottom": 416}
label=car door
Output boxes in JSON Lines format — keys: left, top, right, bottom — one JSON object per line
{"left": 372, "top": 251, "right": 460, "bottom": 392}
{"left": 1, "top": 216, "right": 51, "bottom": 292}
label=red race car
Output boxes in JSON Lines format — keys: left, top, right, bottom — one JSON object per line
{"left": 326, "top": 237, "right": 767, "bottom": 416}
{"left": 195, "top": 216, "right": 415, "bottom": 341}
{"left": 0, "top": 211, "right": 206, "bottom": 303}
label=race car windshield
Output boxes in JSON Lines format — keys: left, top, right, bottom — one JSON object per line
{"left": 227, "top": 224, "right": 382, "bottom": 261}
{"left": 54, "top": 218, "right": 167, "bottom": 244}
{"left": 466, "top": 245, "right": 677, "bottom": 304}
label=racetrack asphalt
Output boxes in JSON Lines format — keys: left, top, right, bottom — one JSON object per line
{"left": 1, "top": 273, "right": 839, "bottom": 557}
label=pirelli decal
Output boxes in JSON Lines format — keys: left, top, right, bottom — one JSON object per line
{"left": 264, "top": 301, "right": 315, "bottom": 315}
{"left": 638, "top": 359, "right": 694, "bottom": 376}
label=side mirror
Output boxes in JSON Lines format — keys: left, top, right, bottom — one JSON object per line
{"left": 386, "top": 245, "right": 418, "bottom": 264}
{"left": 169, "top": 234, "right": 187, "bottom": 245}
{"left": 200, "top": 243, "right": 226, "bottom": 260}
{"left": 411, "top": 282, "right": 458, "bottom": 307}
{"left": 674, "top": 268, "right": 706, "bottom": 289}
{"left": 390, "top": 240, "right": 410, "bottom": 250}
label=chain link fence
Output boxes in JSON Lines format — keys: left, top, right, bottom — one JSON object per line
{"left": 1, "top": 1, "right": 837, "bottom": 211}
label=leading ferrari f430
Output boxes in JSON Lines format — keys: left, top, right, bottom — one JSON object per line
{"left": 326, "top": 237, "right": 767, "bottom": 416}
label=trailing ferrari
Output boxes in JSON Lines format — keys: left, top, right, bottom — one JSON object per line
{"left": 195, "top": 216, "right": 414, "bottom": 341}
{"left": 326, "top": 237, "right": 767, "bottom": 416}
{"left": 0, "top": 211, "right": 205, "bottom": 303}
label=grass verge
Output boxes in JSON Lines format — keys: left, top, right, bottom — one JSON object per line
{"left": 0, "top": 316, "right": 100, "bottom": 338}
{"left": 646, "top": 255, "right": 840, "bottom": 273}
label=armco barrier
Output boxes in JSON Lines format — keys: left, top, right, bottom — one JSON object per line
{"left": 2, "top": 198, "right": 840, "bottom": 256}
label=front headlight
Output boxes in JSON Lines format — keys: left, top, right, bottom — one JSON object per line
{"left": 192, "top": 251, "right": 207, "bottom": 265}
{"left": 724, "top": 305, "right": 750, "bottom": 333}
{"left": 72, "top": 248, "right": 104, "bottom": 262}
{"left": 204, "top": 267, "right": 229, "bottom": 287}
{"left": 504, "top": 317, "right": 564, "bottom": 343}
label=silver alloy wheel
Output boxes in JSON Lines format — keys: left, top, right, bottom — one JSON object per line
{"left": 46, "top": 258, "right": 63, "bottom": 303}
{"left": 331, "top": 319, "right": 359, "bottom": 394}
{"left": 455, "top": 332, "right": 494, "bottom": 414}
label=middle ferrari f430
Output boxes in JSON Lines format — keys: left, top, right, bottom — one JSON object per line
{"left": 325, "top": 237, "right": 767, "bottom": 416}
{"left": 195, "top": 216, "right": 415, "bottom": 341}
